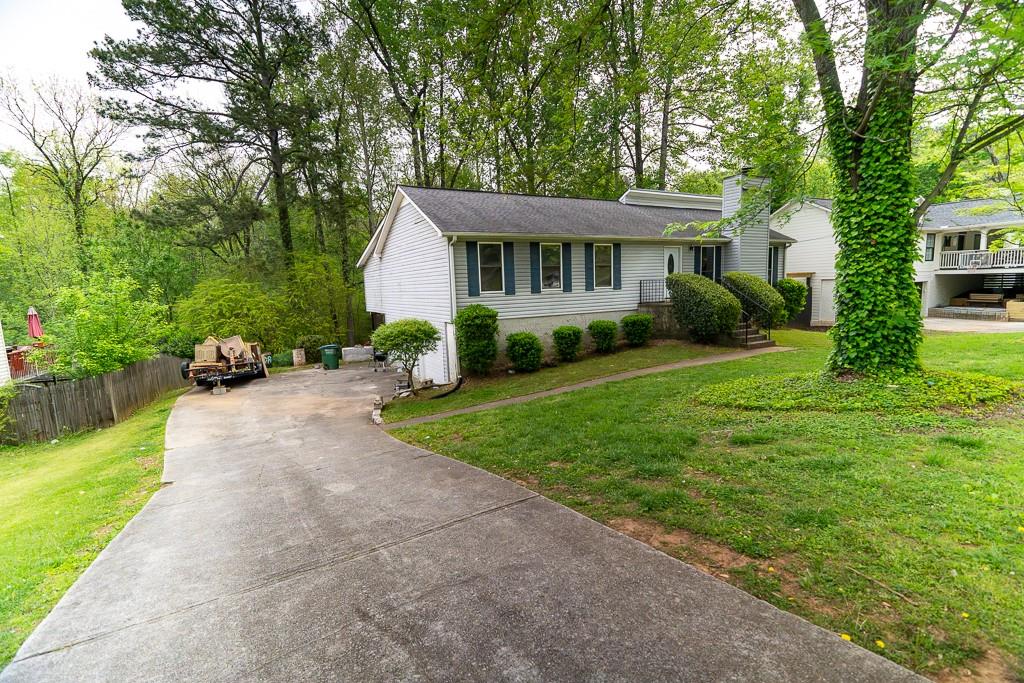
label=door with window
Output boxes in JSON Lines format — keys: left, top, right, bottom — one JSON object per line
{"left": 664, "top": 247, "right": 682, "bottom": 278}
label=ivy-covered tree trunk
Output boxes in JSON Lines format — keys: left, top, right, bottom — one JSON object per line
{"left": 827, "top": 89, "right": 923, "bottom": 374}
{"left": 794, "top": 0, "right": 925, "bottom": 375}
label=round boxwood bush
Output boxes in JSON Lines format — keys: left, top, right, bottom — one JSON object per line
{"left": 666, "top": 273, "right": 741, "bottom": 343}
{"left": 774, "top": 278, "right": 808, "bottom": 322}
{"left": 620, "top": 313, "right": 654, "bottom": 347}
{"left": 454, "top": 304, "right": 499, "bottom": 374}
{"left": 587, "top": 319, "right": 618, "bottom": 353}
{"left": 552, "top": 325, "right": 583, "bottom": 362}
{"left": 505, "top": 331, "right": 543, "bottom": 372}
{"left": 295, "top": 334, "right": 331, "bottom": 364}
{"left": 722, "top": 271, "right": 787, "bottom": 329}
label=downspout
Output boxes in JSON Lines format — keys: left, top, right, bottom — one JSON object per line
{"left": 447, "top": 236, "right": 461, "bottom": 381}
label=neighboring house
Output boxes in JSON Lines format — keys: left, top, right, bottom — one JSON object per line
{"left": 774, "top": 197, "right": 1024, "bottom": 325}
{"left": 359, "top": 173, "right": 794, "bottom": 384}
{"left": 0, "top": 320, "right": 11, "bottom": 386}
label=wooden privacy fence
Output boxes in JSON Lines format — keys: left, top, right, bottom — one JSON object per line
{"left": 2, "top": 355, "right": 190, "bottom": 444}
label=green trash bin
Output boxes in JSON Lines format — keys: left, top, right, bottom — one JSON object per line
{"left": 319, "top": 344, "right": 340, "bottom": 370}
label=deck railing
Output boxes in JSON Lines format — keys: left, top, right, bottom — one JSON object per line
{"left": 939, "top": 248, "right": 1024, "bottom": 270}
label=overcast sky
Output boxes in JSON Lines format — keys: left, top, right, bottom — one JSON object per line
{"left": 0, "top": 0, "right": 136, "bottom": 151}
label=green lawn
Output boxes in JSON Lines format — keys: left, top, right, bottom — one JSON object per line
{"left": 383, "top": 340, "right": 718, "bottom": 423}
{"left": 393, "top": 329, "right": 1024, "bottom": 678}
{"left": 0, "top": 391, "right": 183, "bottom": 666}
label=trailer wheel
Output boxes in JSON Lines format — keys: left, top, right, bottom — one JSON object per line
{"left": 180, "top": 361, "right": 191, "bottom": 381}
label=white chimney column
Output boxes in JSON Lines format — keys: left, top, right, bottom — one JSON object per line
{"left": 721, "top": 170, "right": 771, "bottom": 280}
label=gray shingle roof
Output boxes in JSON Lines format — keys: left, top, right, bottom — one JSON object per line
{"left": 920, "top": 198, "right": 1024, "bottom": 228}
{"left": 400, "top": 185, "right": 795, "bottom": 243}
{"left": 798, "top": 196, "right": 1024, "bottom": 228}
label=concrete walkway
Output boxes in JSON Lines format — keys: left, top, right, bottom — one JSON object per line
{"left": 3, "top": 367, "right": 920, "bottom": 682}
{"left": 924, "top": 317, "right": 1024, "bottom": 333}
{"left": 387, "top": 345, "right": 792, "bottom": 429}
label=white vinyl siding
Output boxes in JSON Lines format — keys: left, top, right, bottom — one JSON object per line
{"left": 0, "top": 321, "right": 10, "bottom": 386}
{"left": 454, "top": 240, "right": 664, "bottom": 318}
{"left": 363, "top": 198, "right": 453, "bottom": 383}
{"left": 772, "top": 204, "right": 838, "bottom": 280}
{"left": 818, "top": 278, "right": 836, "bottom": 324}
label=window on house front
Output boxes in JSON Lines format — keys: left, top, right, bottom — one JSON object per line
{"left": 973, "top": 233, "right": 982, "bottom": 250}
{"left": 768, "top": 246, "right": 778, "bottom": 284}
{"left": 478, "top": 242, "right": 504, "bottom": 292}
{"left": 700, "top": 246, "right": 716, "bottom": 280}
{"left": 541, "top": 243, "right": 561, "bottom": 290}
{"left": 924, "top": 233, "right": 935, "bottom": 261}
{"left": 594, "top": 244, "right": 613, "bottom": 287}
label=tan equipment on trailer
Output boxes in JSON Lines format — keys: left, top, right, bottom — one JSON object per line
{"left": 180, "top": 335, "right": 270, "bottom": 388}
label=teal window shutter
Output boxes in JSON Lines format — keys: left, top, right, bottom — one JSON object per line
{"left": 612, "top": 243, "right": 622, "bottom": 289}
{"left": 562, "top": 242, "right": 572, "bottom": 292}
{"left": 503, "top": 242, "right": 515, "bottom": 295}
{"left": 466, "top": 241, "right": 479, "bottom": 296}
{"left": 714, "top": 246, "right": 723, "bottom": 281}
{"left": 693, "top": 246, "right": 701, "bottom": 274}
{"left": 529, "top": 242, "right": 541, "bottom": 293}
{"left": 584, "top": 243, "right": 594, "bottom": 291}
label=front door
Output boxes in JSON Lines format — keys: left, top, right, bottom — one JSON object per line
{"left": 664, "top": 247, "right": 682, "bottom": 278}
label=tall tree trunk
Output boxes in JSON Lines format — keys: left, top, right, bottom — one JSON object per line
{"left": 800, "top": 0, "right": 924, "bottom": 374}
{"left": 631, "top": 93, "right": 644, "bottom": 187}
{"left": 658, "top": 75, "right": 672, "bottom": 190}
{"left": 268, "top": 129, "right": 293, "bottom": 264}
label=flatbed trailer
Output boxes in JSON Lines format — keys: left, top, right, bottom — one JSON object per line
{"left": 180, "top": 335, "right": 270, "bottom": 388}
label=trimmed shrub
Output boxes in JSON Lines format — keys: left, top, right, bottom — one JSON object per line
{"left": 454, "top": 304, "right": 499, "bottom": 374}
{"left": 666, "top": 273, "right": 741, "bottom": 343}
{"left": 587, "top": 320, "right": 618, "bottom": 353}
{"left": 296, "top": 335, "right": 330, "bottom": 364}
{"left": 505, "top": 332, "right": 543, "bottom": 372}
{"left": 552, "top": 325, "right": 583, "bottom": 362}
{"left": 722, "top": 271, "right": 787, "bottom": 328}
{"left": 775, "top": 278, "right": 808, "bottom": 322}
{"left": 620, "top": 313, "right": 654, "bottom": 347}
{"left": 371, "top": 319, "right": 440, "bottom": 394}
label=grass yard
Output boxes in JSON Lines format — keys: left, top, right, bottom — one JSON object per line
{"left": 383, "top": 340, "right": 718, "bottom": 423}
{"left": 0, "top": 390, "right": 183, "bottom": 666}
{"left": 393, "top": 329, "right": 1024, "bottom": 679}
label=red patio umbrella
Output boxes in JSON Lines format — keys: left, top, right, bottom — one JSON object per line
{"left": 27, "top": 307, "right": 44, "bottom": 339}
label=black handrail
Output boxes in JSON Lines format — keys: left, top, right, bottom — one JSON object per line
{"left": 639, "top": 279, "right": 668, "bottom": 304}
{"left": 721, "top": 278, "right": 772, "bottom": 342}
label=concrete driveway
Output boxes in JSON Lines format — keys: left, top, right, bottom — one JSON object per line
{"left": 2, "top": 367, "right": 921, "bottom": 682}
{"left": 925, "top": 316, "right": 1024, "bottom": 332}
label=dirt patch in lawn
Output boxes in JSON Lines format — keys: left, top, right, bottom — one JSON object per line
{"left": 935, "top": 649, "right": 1019, "bottom": 683}
{"left": 607, "top": 517, "right": 753, "bottom": 576}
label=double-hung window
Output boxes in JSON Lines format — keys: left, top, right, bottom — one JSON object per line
{"left": 767, "top": 246, "right": 778, "bottom": 284}
{"left": 541, "top": 243, "right": 561, "bottom": 290}
{"left": 924, "top": 233, "right": 935, "bottom": 261}
{"left": 478, "top": 242, "right": 504, "bottom": 293}
{"left": 594, "top": 244, "right": 613, "bottom": 288}
{"left": 699, "top": 246, "right": 716, "bottom": 280}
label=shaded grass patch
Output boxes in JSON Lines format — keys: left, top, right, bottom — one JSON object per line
{"left": 697, "top": 370, "right": 1019, "bottom": 413}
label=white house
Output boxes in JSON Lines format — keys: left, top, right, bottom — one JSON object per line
{"left": 359, "top": 173, "right": 794, "bottom": 384}
{"left": 0, "top": 320, "right": 11, "bottom": 386}
{"left": 773, "top": 197, "right": 1024, "bottom": 325}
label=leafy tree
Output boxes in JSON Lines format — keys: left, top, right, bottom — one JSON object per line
{"left": 0, "top": 80, "right": 125, "bottom": 272}
{"left": 370, "top": 319, "right": 440, "bottom": 394}
{"left": 791, "top": 0, "right": 1024, "bottom": 374}
{"left": 175, "top": 277, "right": 291, "bottom": 352}
{"left": 90, "top": 0, "right": 320, "bottom": 264}
{"left": 38, "top": 274, "right": 168, "bottom": 378}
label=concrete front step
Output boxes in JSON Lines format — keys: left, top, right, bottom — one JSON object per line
{"left": 743, "top": 339, "right": 777, "bottom": 349}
